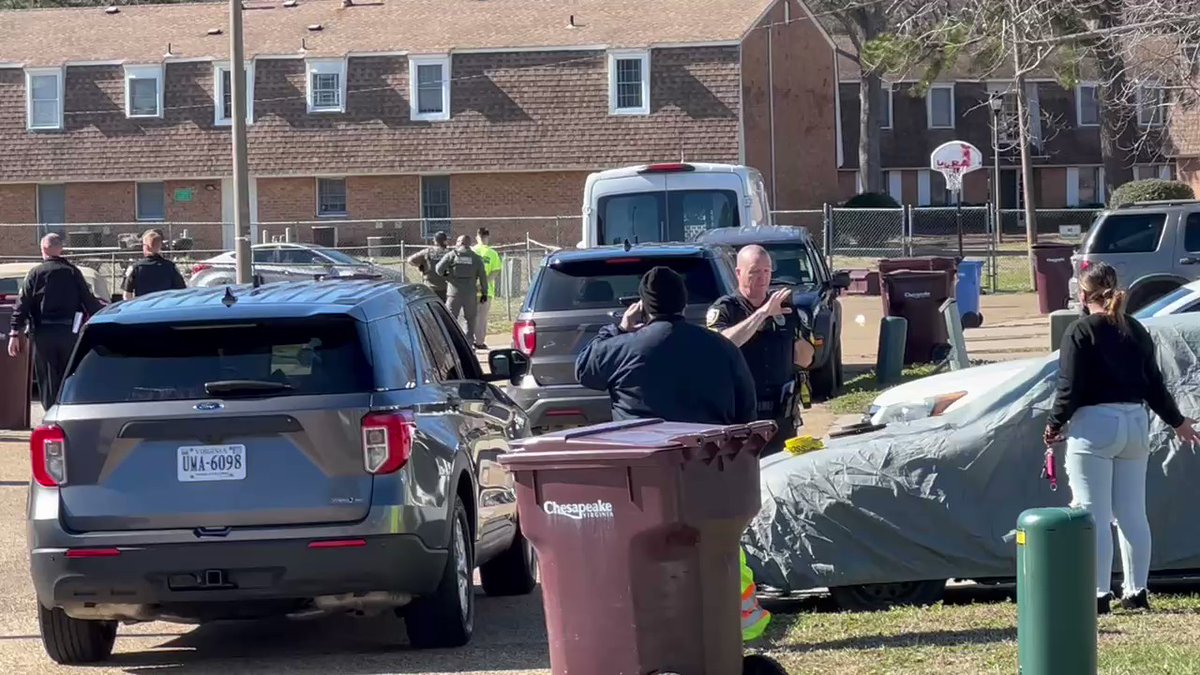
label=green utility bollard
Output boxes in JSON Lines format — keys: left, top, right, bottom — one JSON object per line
{"left": 875, "top": 316, "right": 907, "bottom": 387}
{"left": 1016, "top": 507, "right": 1097, "bottom": 675}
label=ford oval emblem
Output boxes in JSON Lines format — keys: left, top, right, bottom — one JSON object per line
{"left": 195, "top": 401, "right": 223, "bottom": 411}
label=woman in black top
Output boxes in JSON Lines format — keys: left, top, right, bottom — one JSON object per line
{"left": 1045, "top": 262, "right": 1199, "bottom": 614}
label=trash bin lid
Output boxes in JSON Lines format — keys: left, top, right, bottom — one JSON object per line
{"left": 500, "top": 418, "right": 776, "bottom": 469}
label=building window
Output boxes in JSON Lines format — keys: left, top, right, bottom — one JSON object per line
{"left": 317, "top": 178, "right": 347, "bottom": 217}
{"left": 1077, "top": 82, "right": 1100, "bottom": 127}
{"left": 878, "top": 83, "right": 893, "bottom": 129}
{"left": 214, "top": 62, "right": 254, "bottom": 126}
{"left": 608, "top": 51, "right": 650, "bottom": 115}
{"left": 1068, "top": 166, "right": 1105, "bottom": 207}
{"left": 307, "top": 59, "right": 347, "bottom": 113}
{"left": 1138, "top": 84, "right": 1165, "bottom": 127}
{"left": 1134, "top": 164, "right": 1173, "bottom": 181}
{"left": 987, "top": 83, "right": 1019, "bottom": 144}
{"left": 927, "top": 83, "right": 955, "bottom": 129}
{"left": 26, "top": 68, "right": 63, "bottom": 131}
{"left": 136, "top": 182, "right": 166, "bottom": 221}
{"left": 409, "top": 56, "right": 451, "bottom": 122}
{"left": 125, "top": 65, "right": 164, "bottom": 118}
{"left": 36, "top": 184, "right": 66, "bottom": 228}
{"left": 421, "top": 176, "right": 451, "bottom": 238}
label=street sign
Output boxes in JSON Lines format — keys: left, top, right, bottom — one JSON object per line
{"left": 174, "top": 188, "right": 194, "bottom": 203}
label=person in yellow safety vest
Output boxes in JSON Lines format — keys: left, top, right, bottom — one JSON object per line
{"left": 741, "top": 548, "right": 771, "bottom": 641}
{"left": 471, "top": 227, "right": 503, "bottom": 351}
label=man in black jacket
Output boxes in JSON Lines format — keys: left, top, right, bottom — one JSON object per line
{"left": 123, "top": 230, "right": 186, "bottom": 299}
{"left": 7, "top": 233, "right": 104, "bottom": 409}
{"left": 575, "top": 266, "right": 757, "bottom": 425}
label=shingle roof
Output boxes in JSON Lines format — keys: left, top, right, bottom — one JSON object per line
{"left": 0, "top": 0, "right": 774, "bottom": 67}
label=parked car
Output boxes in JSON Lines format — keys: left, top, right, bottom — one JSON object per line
{"left": 697, "top": 226, "right": 850, "bottom": 399}
{"left": 1068, "top": 199, "right": 1200, "bottom": 313}
{"left": 28, "top": 279, "right": 536, "bottom": 664}
{"left": 188, "top": 243, "right": 404, "bottom": 287}
{"left": 866, "top": 278, "right": 1200, "bottom": 426}
{"left": 749, "top": 314, "right": 1200, "bottom": 611}
{"left": 580, "top": 162, "right": 773, "bottom": 247}
{"left": 507, "top": 242, "right": 739, "bottom": 433}
{"left": 0, "top": 261, "right": 113, "bottom": 305}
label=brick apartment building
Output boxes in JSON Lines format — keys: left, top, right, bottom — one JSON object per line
{"left": 0, "top": 0, "right": 842, "bottom": 255}
{"left": 836, "top": 40, "right": 1176, "bottom": 210}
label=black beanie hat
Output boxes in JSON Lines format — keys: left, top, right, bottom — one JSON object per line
{"left": 639, "top": 266, "right": 688, "bottom": 317}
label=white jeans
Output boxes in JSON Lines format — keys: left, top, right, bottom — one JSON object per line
{"left": 1065, "top": 403, "right": 1152, "bottom": 599}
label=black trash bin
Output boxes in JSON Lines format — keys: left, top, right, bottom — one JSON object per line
{"left": 1032, "top": 243, "right": 1075, "bottom": 314}
{"left": 881, "top": 270, "right": 951, "bottom": 364}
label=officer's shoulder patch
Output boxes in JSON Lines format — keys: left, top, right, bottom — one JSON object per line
{"left": 705, "top": 306, "right": 721, "bottom": 327}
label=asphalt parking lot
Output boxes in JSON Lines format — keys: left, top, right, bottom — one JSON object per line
{"left": 0, "top": 434, "right": 558, "bottom": 674}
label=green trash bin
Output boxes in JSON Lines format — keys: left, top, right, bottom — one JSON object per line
{"left": 1016, "top": 507, "right": 1097, "bottom": 675}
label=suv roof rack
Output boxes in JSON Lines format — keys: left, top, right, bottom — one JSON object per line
{"left": 1118, "top": 199, "right": 1200, "bottom": 209}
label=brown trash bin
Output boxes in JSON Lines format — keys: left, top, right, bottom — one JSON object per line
{"left": 1032, "top": 243, "right": 1075, "bottom": 314}
{"left": 0, "top": 306, "right": 31, "bottom": 430}
{"left": 881, "top": 270, "right": 951, "bottom": 364}
{"left": 499, "top": 418, "right": 777, "bottom": 675}
{"left": 878, "top": 256, "right": 957, "bottom": 305}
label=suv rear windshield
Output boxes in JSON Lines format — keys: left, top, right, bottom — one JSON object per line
{"left": 0, "top": 277, "right": 19, "bottom": 295}
{"left": 60, "top": 317, "right": 372, "bottom": 404}
{"left": 597, "top": 190, "right": 739, "bottom": 245}
{"left": 1084, "top": 213, "right": 1167, "bottom": 254}
{"left": 530, "top": 256, "right": 723, "bottom": 312}
{"left": 761, "top": 243, "right": 820, "bottom": 286}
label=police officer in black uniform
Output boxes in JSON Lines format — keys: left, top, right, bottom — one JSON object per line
{"left": 575, "top": 266, "right": 757, "bottom": 424}
{"left": 7, "top": 233, "right": 103, "bottom": 409}
{"left": 707, "top": 245, "right": 815, "bottom": 455}
{"left": 123, "top": 229, "right": 186, "bottom": 300}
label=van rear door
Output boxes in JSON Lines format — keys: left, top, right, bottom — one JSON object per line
{"left": 590, "top": 169, "right": 745, "bottom": 245}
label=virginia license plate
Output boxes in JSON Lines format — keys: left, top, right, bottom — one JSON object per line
{"left": 178, "top": 445, "right": 246, "bottom": 482}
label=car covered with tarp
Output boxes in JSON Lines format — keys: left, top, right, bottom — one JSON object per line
{"left": 743, "top": 314, "right": 1200, "bottom": 611}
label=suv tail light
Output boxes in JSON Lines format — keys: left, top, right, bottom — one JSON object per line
{"left": 1080, "top": 259, "right": 1091, "bottom": 272}
{"left": 513, "top": 319, "right": 537, "bottom": 357}
{"left": 361, "top": 412, "right": 414, "bottom": 475}
{"left": 31, "top": 424, "right": 66, "bottom": 487}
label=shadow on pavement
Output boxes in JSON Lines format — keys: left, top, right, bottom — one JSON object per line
{"left": 789, "top": 625, "right": 1016, "bottom": 653}
{"left": 82, "top": 591, "right": 550, "bottom": 674}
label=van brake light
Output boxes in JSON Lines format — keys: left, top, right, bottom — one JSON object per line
{"left": 638, "top": 163, "right": 695, "bottom": 174}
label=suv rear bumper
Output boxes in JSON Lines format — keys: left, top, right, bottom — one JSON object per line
{"left": 32, "top": 534, "right": 446, "bottom": 622}
{"left": 505, "top": 385, "right": 611, "bottom": 431}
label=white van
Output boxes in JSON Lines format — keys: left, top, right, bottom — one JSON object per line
{"left": 580, "top": 162, "right": 773, "bottom": 248}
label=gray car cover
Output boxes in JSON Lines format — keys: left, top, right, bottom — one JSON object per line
{"left": 743, "top": 314, "right": 1200, "bottom": 592}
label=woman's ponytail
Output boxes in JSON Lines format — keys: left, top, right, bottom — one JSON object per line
{"left": 1079, "top": 262, "right": 1129, "bottom": 330}
{"left": 1104, "top": 289, "right": 1128, "bottom": 329}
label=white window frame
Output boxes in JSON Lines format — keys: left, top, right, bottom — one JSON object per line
{"left": 878, "top": 81, "right": 894, "bottom": 129}
{"left": 1067, "top": 166, "right": 1106, "bottom": 207}
{"left": 316, "top": 177, "right": 348, "bottom": 217}
{"left": 306, "top": 58, "right": 347, "bottom": 114}
{"left": 25, "top": 67, "right": 64, "bottom": 131}
{"left": 1076, "top": 81, "right": 1100, "bottom": 127}
{"left": 213, "top": 61, "right": 255, "bottom": 126}
{"left": 135, "top": 181, "right": 166, "bottom": 222}
{"left": 408, "top": 55, "right": 451, "bottom": 122}
{"left": 124, "top": 64, "right": 164, "bottom": 119}
{"left": 608, "top": 50, "right": 651, "bottom": 116}
{"left": 1134, "top": 164, "right": 1173, "bottom": 181}
{"left": 926, "top": 83, "right": 955, "bottom": 129}
{"left": 1138, "top": 84, "right": 1165, "bottom": 127}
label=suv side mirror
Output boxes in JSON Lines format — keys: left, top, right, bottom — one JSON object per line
{"left": 832, "top": 270, "right": 851, "bottom": 289}
{"left": 487, "top": 348, "right": 530, "bottom": 384}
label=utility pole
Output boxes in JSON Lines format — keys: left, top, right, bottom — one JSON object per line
{"left": 230, "top": 0, "right": 253, "bottom": 284}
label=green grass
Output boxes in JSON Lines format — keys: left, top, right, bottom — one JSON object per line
{"left": 757, "top": 594, "right": 1200, "bottom": 674}
{"left": 828, "top": 364, "right": 942, "bottom": 415}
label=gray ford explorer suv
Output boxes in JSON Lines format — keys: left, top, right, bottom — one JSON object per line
{"left": 507, "top": 243, "right": 738, "bottom": 433}
{"left": 28, "top": 280, "right": 536, "bottom": 664}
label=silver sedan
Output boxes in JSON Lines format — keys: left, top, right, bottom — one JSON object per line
{"left": 188, "top": 243, "right": 405, "bottom": 287}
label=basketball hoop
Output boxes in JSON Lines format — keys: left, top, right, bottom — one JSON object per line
{"left": 930, "top": 140, "right": 983, "bottom": 196}
{"left": 930, "top": 140, "right": 984, "bottom": 260}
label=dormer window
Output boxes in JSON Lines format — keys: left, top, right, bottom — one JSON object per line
{"left": 26, "top": 68, "right": 64, "bottom": 131}
{"left": 125, "top": 65, "right": 163, "bottom": 118}
{"left": 214, "top": 62, "right": 254, "bottom": 126}
{"left": 306, "top": 58, "right": 346, "bottom": 113}
{"left": 409, "top": 56, "right": 451, "bottom": 122}
{"left": 608, "top": 50, "right": 650, "bottom": 115}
